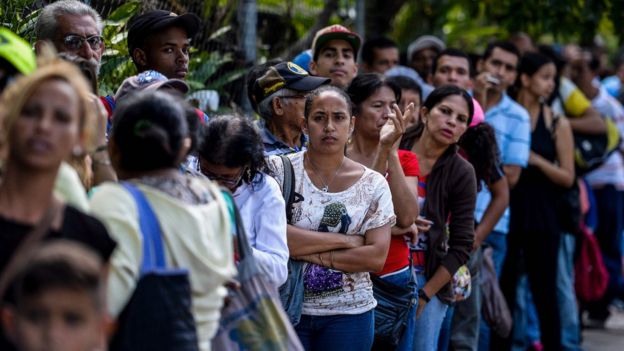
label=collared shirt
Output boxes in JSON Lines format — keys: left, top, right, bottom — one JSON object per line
{"left": 474, "top": 93, "right": 531, "bottom": 234}
{"left": 257, "top": 120, "right": 307, "bottom": 156}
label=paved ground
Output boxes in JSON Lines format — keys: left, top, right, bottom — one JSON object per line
{"left": 582, "top": 308, "right": 624, "bottom": 351}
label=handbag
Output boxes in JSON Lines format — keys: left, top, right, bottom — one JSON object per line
{"left": 370, "top": 246, "right": 417, "bottom": 348}
{"left": 110, "top": 183, "right": 199, "bottom": 351}
{"left": 212, "top": 191, "right": 304, "bottom": 351}
{"left": 572, "top": 117, "right": 621, "bottom": 176}
{"left": 480, "top": 247, "right": 512, "bottom": 338}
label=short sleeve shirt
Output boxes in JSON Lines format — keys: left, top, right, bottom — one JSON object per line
{"left": 474, "top": 94, "right": 531, "bottom": 234}
{"left": 268, "top": 152, "right": 396, "bottom": 315}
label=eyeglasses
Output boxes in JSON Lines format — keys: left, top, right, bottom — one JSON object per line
{"left": 201, "top": 167, "right": 247, "bottom": 188}
{"left": 63, "top": 34, "right": 104, "bottom": 51}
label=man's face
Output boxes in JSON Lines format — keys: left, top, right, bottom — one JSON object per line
{"left": 140, "top": 26, "right": 190, "bottom": 79}
{"left": 368, "top": 47, "right": 399, "bottom": 74}
{"left": 54, "top": 14, "right": 104, "bottom": 66}
{"left": 310, "top": 39, "right": 358, "bottom": 89}
{"left": 432, "top": 55, "right": 471, "bottom": 90}
{"left": 479, "top": 47, "right": 519, "bottom": 91}
{"left": 410, "top": 47, "right": 438, "bottom": 81}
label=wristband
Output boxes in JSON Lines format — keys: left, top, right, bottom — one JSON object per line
{"left": 418, "top": 288, "right": 430, "bottom": 303}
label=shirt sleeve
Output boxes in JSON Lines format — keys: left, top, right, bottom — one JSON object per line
{"left": 360, "top": 172, "right": 397, "bottom": 233}
{"left": 501, "top": 108, "right": 531, "bottom": 167}
{"left": 247, "top": 176, "right": 289, "bottom": 286}
{"left": 560, "top": 77, "right": 592, "bottom": 117}
{"left": 89, "top": 183, "right": 142, "bottom": 318}
{"left": 398, "top": 149, "right": 420, "bottom": 177}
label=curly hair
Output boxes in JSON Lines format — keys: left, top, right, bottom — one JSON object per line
{"left": 459, "top": 123, "right": 502, "bottom": 190}
{"left": 198, "top": 115, "right": 267, "bottom": 186}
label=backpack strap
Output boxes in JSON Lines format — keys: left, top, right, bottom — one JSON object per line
{"left": 122, "top": 182, "right": 166, "bottom": 273}
{"left": 279, "top": 155, "right": 296, "bottom": 223}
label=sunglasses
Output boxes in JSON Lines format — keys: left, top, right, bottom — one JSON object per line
{"left": 63, "top": 34, "right": 104, "bottom": 51}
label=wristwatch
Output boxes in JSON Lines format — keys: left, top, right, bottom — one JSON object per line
{"left": 418, "top": 288, "right": 431, "bottom": 303}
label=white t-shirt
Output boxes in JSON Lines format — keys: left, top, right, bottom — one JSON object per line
{"left": 268, "top": 152, "right": 396, "bottom": 316}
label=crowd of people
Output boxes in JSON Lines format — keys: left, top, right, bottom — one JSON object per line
{"left": 0, "top": 1, "right": 623, "bottom": 350}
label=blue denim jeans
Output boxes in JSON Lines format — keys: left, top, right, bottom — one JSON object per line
{"left": 413, "top": 272, "right": 449, "bottom": 351}
{"left": 295, "top": 310, "right": 374, "bottom": 351}
{"left": 478, "top": 231, "right": 507, "bottom": 351}
{"left": 511, "top": 274, "right": 541, "bottom": 351}
{"left": 558, "top": 234, "right": 581, "bottom": 351}
{"left": 379, "top": 267, "right": 418, "bottom": 351}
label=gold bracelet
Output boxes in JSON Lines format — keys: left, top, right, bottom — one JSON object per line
{"left": 318, "top": 253, "right": 326, "bottom": 267}
{"left": 330, "top": 250, "right": 335, "bottom": 269}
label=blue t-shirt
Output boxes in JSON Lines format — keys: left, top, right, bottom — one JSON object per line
{"left": 474, "top": 94, "right": 531, "bottom": 234}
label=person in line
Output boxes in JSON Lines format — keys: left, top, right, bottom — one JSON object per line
{"left": 198, "top": 115, "right": 289, "bottom": 286}
{"left": 398, "top": 85, "right": 477, "bottom": 350}
{"left": 345, "top": 73, "right": 420, "bottom": 350}
{"left": 89, "top": 91, "right": 235, "bottom": 351}
{"left": 492, "top": 52, "right": 574, "bottom": 351}
{"left": 430, "top": 48, "right": 508, "bottom": 351}
{"left": 309, "top": 25, "right": 361, "bottom": 90}
{"left": 1, "top": 241, "right": 108, "bottom": 351}
{"left": 268, "top": 85, "right": 395, "bottom": 350}
{"left": 406, "top": 35, "right": 446, "bottom": 84}
{"left": 360, "top": 37, "right": 400, "bottom": 74}
{"left": 385, "top": 75, "right": 422, "bottom": 127}
{"left": 0, "top": 53, "right": 116, "bottom": 351}
{"left": 251, "top": 61, "right": 329, "bottom": 155}
{"left": 472, "top": 41, "right": 531, "bottom": 351}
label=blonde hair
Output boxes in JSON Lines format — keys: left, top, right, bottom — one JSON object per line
{"left": 0, "top": 43, "right": 97, "bottom": 159}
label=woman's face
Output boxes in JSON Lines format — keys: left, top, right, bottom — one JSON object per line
{"left": 399, "top": 89, "right": 421, "bottom": 128}
{"left": 9, "top": 79, "right": 81, "bottom": 171}
{"left": 523, "top": 62, "right": 556, "bottom": 99}
{"left": 199, "top": 158, "right": 246, "bottom": 192}
{"left": 304, "top": 90, "right": 354, "bottom": 154}
{"left": 354, "top": 86, "right": 396, "bottom": 140}
{"left": 422, "top": 94, "right": 470, "bottom": 146}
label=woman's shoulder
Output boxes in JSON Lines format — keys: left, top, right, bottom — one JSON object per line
{"left": 62, "top": 205, "right": 117, "bottom": 261}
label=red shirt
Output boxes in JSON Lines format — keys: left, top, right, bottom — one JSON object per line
{"left": 377, "top": 150, "right": 420, "bottom": 276}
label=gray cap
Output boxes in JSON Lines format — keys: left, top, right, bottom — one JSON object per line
{"left": 115, "top": 70, "right": 189, "bottom": 102}
{"left": 407, "top": 35, "right": 446, "bottom": 61}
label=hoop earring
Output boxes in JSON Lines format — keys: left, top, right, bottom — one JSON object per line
{"left": 72, "top": 145, "right": 84, "bottom": 157}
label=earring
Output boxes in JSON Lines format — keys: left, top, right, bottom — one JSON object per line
{"left": 72, "top": 145, "right": 83, "bottom": 157}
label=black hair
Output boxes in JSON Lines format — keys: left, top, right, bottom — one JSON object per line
{"left": 111, "top": 91, "right": 189, "bottom": 172}
{"left": 246, "top": 59, "right": 283, "bottom": 113}
{"left": 537, "top": 45, "right": 564, "bottom": 104}
{"left": 400, "top": 85, "right": 474, "bottom": 150}
{"left": 198, "top": 115, "right": 266, "bottom": 185}
{"left": 386, "top": 75, "right": 422, "bottom": 100}
{"left": 482, "top": 41, "right": 521, "bottom": 64}
{"left": 458, "top": 123, "right": 501, "bottom": 190}
{"left": 304, "top": 85, "right": 352, "bottom": 120}
{"left": 346, "top": 73, "right": 401, "bottom": 115}
{"left": 0, "top": 58, "right": 19, "bottom": 93}
{"left": 10, "top": 240, "right": 103, "bottom": 311}
{"left": 184, "top": 105, "right": 201, "bottom": 154}
{"left": 361, "top": 37, "right": 397, "bottom": 66}
{"left": 432, "top": 48, "right": 472, "bottom": 76}
{"left": 510, "top": 52, "right": 554, "bottom": 100}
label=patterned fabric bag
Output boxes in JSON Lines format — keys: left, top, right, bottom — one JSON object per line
{"left": 212, "top": 191, "right": 304, "bottom": 351}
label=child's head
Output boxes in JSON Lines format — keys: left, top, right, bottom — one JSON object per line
{"left": 2, "top": 240, "right": 106, "bottom": 351}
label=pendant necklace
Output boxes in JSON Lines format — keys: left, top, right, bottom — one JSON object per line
{"left": 306, "top": 152, "right": 345, "bottom": 192}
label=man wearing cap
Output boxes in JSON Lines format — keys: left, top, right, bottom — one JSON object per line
{"left": 127, "top": 10, "right": 201, "bottom": 80}
{"left": 309, "top": 24, "right": 361, "bottom": 90}
{"left": 252, "top": 61, "right": 329, "bottom": 156}
{"left": 407, "top": 35, "right": 446, "bottom": 83}
{"left": 34, "top": 0, "right": 104, "bottom": 75}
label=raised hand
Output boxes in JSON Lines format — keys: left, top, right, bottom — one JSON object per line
{"left": 380, "top": 102, "right": 414, "bottom": 150}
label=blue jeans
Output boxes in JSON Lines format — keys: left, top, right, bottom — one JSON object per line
{"left": 296, "top": 310, "right": 374, "bottom": 351}
{"left": 413, "top": 272, "right": 449, "bottom": 351}
{"left": 558, "top": 234, "right": 581, "bottom": 351}
{"left": 478, "top": 231, "right": 507, "bottom": 351}
{"left": 437, "top": 305, "right": 455, "bottom": 351}
{"left": 379, "top": 267, "right": 418, "bottom": 351}
{"left": 511, "top": 274, "right": 541, "bottom": 351}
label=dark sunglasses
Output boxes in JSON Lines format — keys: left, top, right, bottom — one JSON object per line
{"left": 201, "top": 167, "right": 247, "bottom": 188}
{"left": 63, "top": 34, "right": 104, "bottom": 51}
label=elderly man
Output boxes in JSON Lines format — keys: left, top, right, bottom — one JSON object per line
{"left": 250, "top": 62, "right": 329, "bottom": 155}
{"left": 34, "top": 0, "right": 104, "bottom": 75}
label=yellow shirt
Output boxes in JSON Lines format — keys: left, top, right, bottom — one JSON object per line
{"left": 89, "top": 178, "right": 235, "bottom": 351}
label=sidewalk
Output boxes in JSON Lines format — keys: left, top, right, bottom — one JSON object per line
{"left": 582, "top": 308, "right": 624, "bottom": 351}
